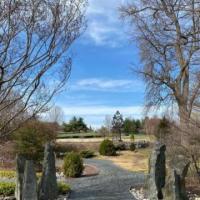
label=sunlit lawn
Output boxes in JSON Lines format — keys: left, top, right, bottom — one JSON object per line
{"left": 97, "top": 148, "right": 152, "bottom": 173}
{"left": 57, "top": 134, "right": 155, "bottom": 143}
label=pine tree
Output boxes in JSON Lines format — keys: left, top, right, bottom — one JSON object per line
{"left": 112, "top": 111, "right": 124, "bottom": 141}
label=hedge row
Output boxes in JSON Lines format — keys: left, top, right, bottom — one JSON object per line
{"left": 0, "top": 181, "right": 70, "bottom": 196}
{"left": 57, "top": 134, "right": 102, "bottom": 139}
{"left": 0, "top": 170, "right": 42, "bottom": 179}
{"left": 57, "top": 133, "right": 102, "bottom": 139}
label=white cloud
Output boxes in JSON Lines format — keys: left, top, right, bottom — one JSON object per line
{"left": 62, "top": 105, "right": 144, "bottom": 116}
{"left": 62, "top": 105, "right": 144, "bottom": 128}
{"left": 70, "top": 78, "right": 144, "bottom": 92}
{"left": 60, "top": 104, "right": 167, "bottom": 128}
{"left": 83, "top": 0, "right": 129, "bottom": 47}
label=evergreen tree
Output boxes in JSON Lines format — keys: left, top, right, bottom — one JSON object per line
{"left": 123, "top": 118, "right": 136, "bottom": 135}
{"left": 63, "top": 117, "right": 89, "bottom": 133}
{"left": 156, "top": 116, "right": 171, "bottom": 142}
{"left": 112, "top": 111, "right": 124, "bottom": 141}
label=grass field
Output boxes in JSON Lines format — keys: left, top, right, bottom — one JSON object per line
{"left": 56, "top": 133, "right": 154, "bottom": 173}
{"left": 57, "top": 134, "right": 154, "bottom": 143}
{"left": 98, "top": 148, "right": 151, "bottom": 173}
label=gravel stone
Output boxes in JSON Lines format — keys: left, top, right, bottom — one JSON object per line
{"left": 66, "top": 159, "right": 145, "bottom": 200}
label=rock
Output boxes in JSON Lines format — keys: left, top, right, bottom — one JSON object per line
{"left": 147, "top": 142, "right": 166, "bottom": 200}
{"left": 15, "top": 155, "right": 26, "bottom": 200}
{"left": 22, "top": 160, "right": 37, "bottom": 200}
{"left": 135, "top": 141, "right": 149, "bottom": 149}
{"left": 0, "top": 197, "right": 16, "bottom": 200}
{"left": 38, "top": 143, "right": 58, "bottom": 200}
{"left": 164, "top": 155, "right": 190, "bottom": 200}
{"left": 4, "top": 197, "right": 16, "bottom": 200}
{"left": 130, "top": 187, "right": 148, "bottom": 200}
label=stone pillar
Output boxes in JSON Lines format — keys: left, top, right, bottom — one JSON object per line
{"left": 22, "top": 160, "right": 38, "bottom": 200}
{"left": 147, "top": 142, "right": 166, "bottom": 200}
{"left": 164, "top": 155, "right": 190, "bottom": 200}
{"left": 15, "top": 155, "right": 26, "bottom": 200}
{"left": 38, "top": 143, "right": 58, "bottom": 200}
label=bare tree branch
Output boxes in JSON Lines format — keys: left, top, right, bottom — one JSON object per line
{"left": 0, "top": 0, "right": 87, "bottom": 140}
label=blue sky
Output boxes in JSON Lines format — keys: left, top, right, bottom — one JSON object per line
{"left": 54, "top": 0, "right": 146, "bottom": 128}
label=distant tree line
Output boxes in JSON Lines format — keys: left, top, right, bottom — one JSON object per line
{"left": 98, "top": 111, "right": 171, "bottom": 142}
{"left": 123, "top": 118, "right": 143, "bottom": 135}
{"left": 62, "top": 112, "right": 171, "bottom": 141}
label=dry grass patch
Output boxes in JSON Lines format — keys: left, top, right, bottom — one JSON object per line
{"left": 98, "top": 148, "right": 152, "bottom": 173}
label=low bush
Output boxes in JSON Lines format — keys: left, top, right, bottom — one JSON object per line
{"left": 0, "top": 181, "right": 71, "bottom": 196}
{"left": 135, "top": 141, "right": 149, "bottom": 149}
{"left": 80, "top": 150, "right": 95, "bottom": 158}
{"left": 63, "top": 152, "right": 84, "bottom": 177}
{"left": 14, "top": 120, "right": 57, "bottom": 162}
{"left": 58, "top": 182, "right": 71, "bottom": 194}
{"left": 115, "top": 142, "right": 126, "bottom": 151}
{"left": 130, "top": 134, "right": 135, "bottom": 142}
{"left": 54, "top": 144, "right": 70, "bottom": 158}
{"left": 99, "top": 139, "right": 116, "bottom": 156}
{"left": 0, "top": 182, "right": 15, "bottom": 196}
{"left": 0, "top": 171, "right": 16, "bottom": 179}
{"left": 0, "top": 170, "right": 41, "bottom": 179}
{"left": 130, "top": 143, "right": 136, "bottom": 151}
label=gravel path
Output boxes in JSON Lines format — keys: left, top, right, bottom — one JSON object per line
{"left": 66, "top": 159, "right": 145, "bottom": 200}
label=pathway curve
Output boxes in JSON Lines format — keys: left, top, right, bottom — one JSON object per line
{"left": 66, "top": 159, "right": 145, "bottom": 200}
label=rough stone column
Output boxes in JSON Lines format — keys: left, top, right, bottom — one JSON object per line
{"left": 15, "top": 154, "right": 26, "bottom": 200}
{"left": 22, "top": 160, "right": 38, "bottom": 200}
{"left": 38, "top": 143, "right": 58, "bottom": 200}
{"left": 164, "top": 155, "right": 190, "bottom": 200}
{"left": 147, "top": 142, "right": 166, "bottom": 200}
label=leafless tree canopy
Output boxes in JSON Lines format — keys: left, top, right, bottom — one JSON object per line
{"left": 120, "top": 0, "right": 200, "bottom": 123}
{"left": 47, "top": 105, "right": 64, "bottom": 124}
{"left": 0, "top": 0, "right": 87, "bottom": 139}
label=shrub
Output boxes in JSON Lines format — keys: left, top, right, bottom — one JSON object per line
{"left": 80, "top": 150, "right": 95, "bottom": 158}
{"left": 115, "top": 142, "right": 126, "bottom": 151}
{"left": 99, "top": 139, "right": 116, "bottom": 156}
{"left": 0, "top": 182, "right": 15, "bottom": 196}
{"left": 0, "top": 171, "right": 16, "bottom": 179}
{"left": 0, "top": 170, "right": 41, "bottom": 179}
{"left": 130, "top": 143, "right": 136, "bottom": 151}
{"left": 58, "top": 182, "right": 71, "bottom": 194}
{"left": 63, "top": 152, "right": 84, "bottom": 177}
{"left": 54, "top": 144, "right": 75, "bottom": 158}
{"left": 14, "top": 120, "right": 57, "bottom": 161}
{"left": 130, "top": 134, "right": 135, "bottom": 142}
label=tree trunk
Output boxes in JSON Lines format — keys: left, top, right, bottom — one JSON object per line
{"left": 178, "top": 104, "right": 190, "bottom": 146}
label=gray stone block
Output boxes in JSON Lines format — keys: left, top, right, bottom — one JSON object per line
{"left": 22, "top": 160, "right": 37, "bottom": 200}
{"left": 15, "top": 155, "right": 26, "bottom": 200}
{"left": 38, "top": 143, "right": 58, "bottom": 200}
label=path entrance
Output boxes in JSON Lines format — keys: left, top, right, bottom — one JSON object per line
{"left": 67, "top": 159, "right": 145, "bottom": 200}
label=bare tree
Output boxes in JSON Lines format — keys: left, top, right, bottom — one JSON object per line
{"left": 120, "top": 0, "right": 200, "bottom": 126}
{"left": 47, "top": 106, "right": 64, "bottom": 124}
{"left": 104, "top": 115, "right": 112, "bottom": 135}
{"left": 143, "top": 116, "right": 160, "bottom": 135}
{"left": 165, "top": 116, "right": 200, "bottom": 182}
{"left": 0, "top": 0, "right": 87, "bottom": 139}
